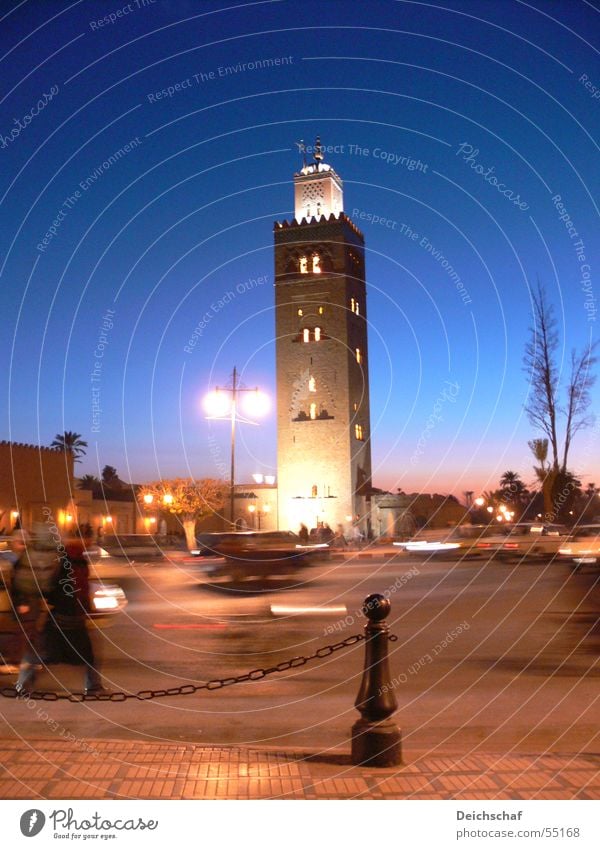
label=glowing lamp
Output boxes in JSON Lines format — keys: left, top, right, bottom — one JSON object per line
{"left": 203, "top": 389, "right": 231, "bottom": 418}
{"left": 242, "top": 390, "right": 269, "bottom": 418}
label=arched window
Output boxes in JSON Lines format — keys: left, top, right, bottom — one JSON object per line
{"left": 310, "top": 403, "right": 317, "bottom": 420}
{"left": 355, "top": 347, "right": 362, "bottom": 364}
{"left": 314, "top": 327, "right": 321, "bottom": 341}
{"left": 299, "top": 256, "right": 308, "bottom": 274}
{"left": 309, "top": 376, "right": 316, "bottom": 392}
{"left": 303, "top": 328, "right": 310, "bottom": 343}
{"left": 312, "top": 254, "right": 321, "bottom": 273}
{"left": 355, "top": 423, "right": 364, "bottom": 440}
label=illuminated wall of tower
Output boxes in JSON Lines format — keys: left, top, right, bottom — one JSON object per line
{"left": 274, "top": 140, "right": 372, "bottom": 532}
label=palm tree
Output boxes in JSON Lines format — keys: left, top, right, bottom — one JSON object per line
{"left": 499, "top": 470, "right": 528, "bottom": 513}
{"left": 51, "top": 431, "right": 88, "bottom": 463}
{"left": 500, "top": 470, "right": 519, "bottom": 489}
{"left": 528, "top": 438, "right": 555, "bottom": 517}
{"left": 101, "top": 465, "right": 121, "bottom": 488}
{"left": 78, "top": 474, "right": 100, "bottom": 490}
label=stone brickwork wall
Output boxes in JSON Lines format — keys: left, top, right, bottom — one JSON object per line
{"left": 274, "top": 215, "right": 372, "bottom": 532}
{"left": 0, "top": 441, "right": 74, "bottom": 532}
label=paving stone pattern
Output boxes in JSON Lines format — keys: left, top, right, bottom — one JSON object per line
{"left": 0, "top": 740, "right": 599, "bottom": 800}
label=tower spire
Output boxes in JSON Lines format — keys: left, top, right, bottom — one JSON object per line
{"left": 293, "top": 135, "right": 343, "bottom": 221}
{"left": 314, "top": 136, "right": 324, "bottom": 162}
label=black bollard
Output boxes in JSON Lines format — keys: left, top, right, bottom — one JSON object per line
{"left": 351, "top": 593, "right": 402, "bottom": 766}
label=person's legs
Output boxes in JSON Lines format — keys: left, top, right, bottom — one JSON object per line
{"left": 15, "top": 645, "right": 38, "bottom": 692}
{"left": 77, "top": 628, "right": 103, "bottom": 692}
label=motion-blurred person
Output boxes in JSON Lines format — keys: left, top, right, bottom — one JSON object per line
{"left": 0, "top": 538, "right": 20, "bottom": 674}
{"left": 12, "top": 528, "right": 58, "bottom": 689}
{"left": 15, "top": 536, "right": 104, "bottom": 695}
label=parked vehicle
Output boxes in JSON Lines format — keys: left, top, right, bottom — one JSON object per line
{"left": 558, "top": 525, "right": 600, "bottom": 567}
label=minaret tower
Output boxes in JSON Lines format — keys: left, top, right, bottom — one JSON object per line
{"left": 274, "top": 138, "right": 372, "bottom": 534}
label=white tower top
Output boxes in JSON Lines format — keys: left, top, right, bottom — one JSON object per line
{"left": 293, "top": 136, "right": 344, "bottom": 222}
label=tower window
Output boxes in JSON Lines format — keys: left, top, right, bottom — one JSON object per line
{"left": 299, "top": 256, "right": 308, "bottom": 274}
{"left": 310, "top": 403, "right": 317, "bottom": 420}
{"left": 355, "top": 348, "right": 362, "bottom": 364}
{"left": 355, "top": 423, "right": 364, "bottom": 440}
{"left": 318, "top": 306, "right": 324, "bottom": 315}
{"left": 312, "top": 254, "right": 321, "bottom": 273}
{"left": 355, "top": 301, "right": 360, "bottom": 315}
{"left": 309, "top": 376, "right": 316, "bottom": 392}
{"left": 298, "top": 327, "right": 324, "bottom": 343}
{"left": 350, "top": 298, "right": 360, "bottom": 315}
{"left": 297, "top": 308, "right": 303, "bottom": 316}
{"left": 350, "top": 297, "right": 355, "bottom": 313}
{"left": 311, "top": 485, "right": 318, "bottom": 497}
{"left": 353, "top": 402, "right": 358, "bottom": 411}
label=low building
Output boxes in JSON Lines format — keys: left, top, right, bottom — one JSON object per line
{"left": 231, "top": 483, "right": 278, "bottom": 531}
{"left": 0, "top": 441, "right": 75, "bottom": 534}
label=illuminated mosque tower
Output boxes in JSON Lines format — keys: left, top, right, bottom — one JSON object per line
{"left": 274, "top": 138, "right": 372, "bottom": 534}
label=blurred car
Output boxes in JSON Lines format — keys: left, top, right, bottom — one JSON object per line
{"left": 88, "top": 581, "right": 128, "bottom": 618}
{"left": 0, "top": 536, "right": 19, "bottom": 564}
{"left": 475, "top": 522, "right": 569, "bottom": 560}
{"left": 98, "top": 533, "right": 164, "bottom": 559}
{"left": 192, "top": 530, "right": 327, "bottom": 555}
{"left": 558, "top": 525, "right": 600, "bottom": 567}
{"left": 192, "top": 530, "right": 328, "bottom": 579}
{"left": 393, "top": 524, "right": 500, "bottom": 557}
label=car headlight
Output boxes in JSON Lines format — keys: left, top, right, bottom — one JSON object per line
{"left": 92, "top": 596, "right": 119, "bottom": 610}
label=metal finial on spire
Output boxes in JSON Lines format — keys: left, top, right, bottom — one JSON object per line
{"left": 295, "top": 139, "right": 307, "bottom": 168}
{"left": 314, "top": 136, "right": 324, "bottom": 162}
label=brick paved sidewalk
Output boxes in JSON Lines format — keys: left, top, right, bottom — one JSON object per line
{"left": 0, "top": 739, "right": 599, "bottom": 800}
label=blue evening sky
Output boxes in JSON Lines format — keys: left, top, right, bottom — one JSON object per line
{"left": 1, "top": 0, "right": 599, "bottom": 498}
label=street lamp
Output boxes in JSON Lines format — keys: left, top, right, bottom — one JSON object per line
{"left": 248, "top": 501, "right": 271, "bottom": 529}
{"left": 204, "top": 366, "right": 269, "bottom": 528}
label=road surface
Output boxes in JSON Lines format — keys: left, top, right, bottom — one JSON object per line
{"left": 1, "top": 549, "right": 598, "bottom": 757}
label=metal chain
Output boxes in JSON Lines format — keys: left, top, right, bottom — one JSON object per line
{"left": 0, "top": 631, "right": 396, "bottom": 703}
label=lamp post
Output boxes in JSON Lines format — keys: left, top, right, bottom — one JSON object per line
{"left": 204, "top": 366, "right": 268, "bottom": 529}
{"left": 248, "top": 501, "right": 271, "bottom": 530}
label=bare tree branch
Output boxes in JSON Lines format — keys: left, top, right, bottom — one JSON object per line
{"left": 561, "top": 343, "right": 598, "bottom": 471}
{"left": 523, "top": 285, "right": 560, "bottom": 469}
